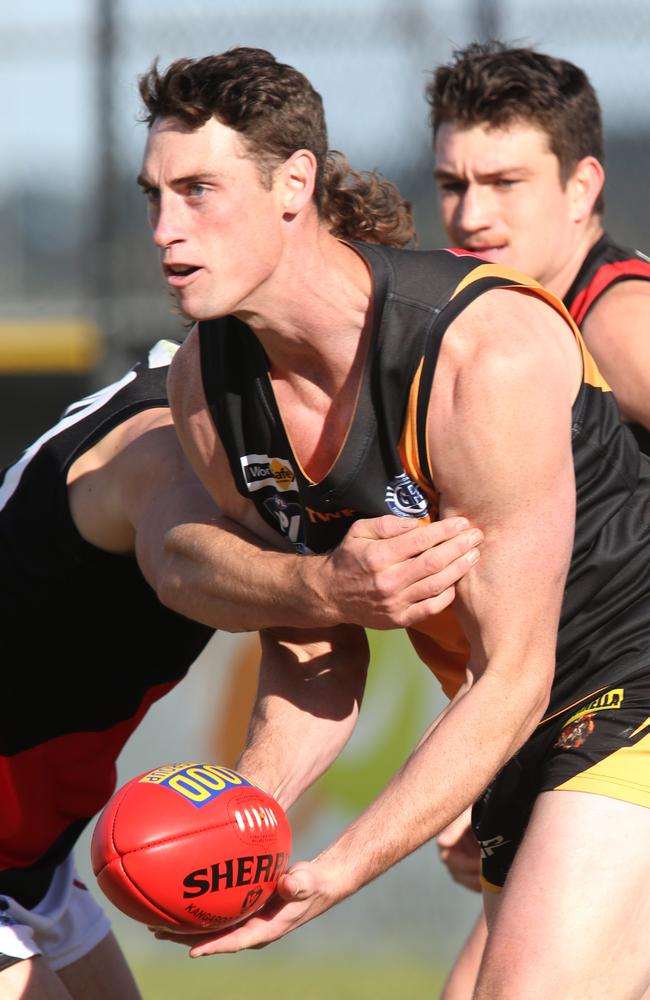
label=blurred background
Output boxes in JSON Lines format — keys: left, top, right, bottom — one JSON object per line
{"left": 2, "top": 1, "right": 649, "bottom": 996}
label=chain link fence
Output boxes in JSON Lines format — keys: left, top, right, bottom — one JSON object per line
{"left": 2, "top": 0, "right": 648, "bottom": 375}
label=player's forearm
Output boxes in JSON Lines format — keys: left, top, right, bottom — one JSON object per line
{"left": 154, "top": 511, "right": 483, "bottom": 633}
{"left": 156, "top": 519, "right": 340, "bottom": 632}
{"left": 310, "top": 655, "right": 550, "bottom": 905}
{"left": 236, "top": 626, "right": 369, "bottom": 810}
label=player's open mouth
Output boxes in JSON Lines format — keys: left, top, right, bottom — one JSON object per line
{"left": 164, "top": 264, "right": 202, "bottom": 286}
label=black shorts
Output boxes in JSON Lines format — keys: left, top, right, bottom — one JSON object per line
{"left": 472, "top": 675, "right": 650, "bottom": 890}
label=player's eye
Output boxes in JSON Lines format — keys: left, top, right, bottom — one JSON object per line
{"left": 438, "top": 180, "right": 467, "bottom": 195}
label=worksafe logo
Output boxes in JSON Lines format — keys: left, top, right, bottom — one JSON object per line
{"left": 241, "top": 454, "right": 297, "bottom": 493}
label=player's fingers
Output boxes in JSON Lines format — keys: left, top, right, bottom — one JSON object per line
{"left": 189, "top": 923, "right": 259, "bottom": 955}
{"left": 151, "top": 927, "right": 216, "bottom": 945}
{"left": 388, "top": 529, "right": 482, "bottom": 588}
{"left": 354, "top": 514, "right": 474, "bottom": 555}
{"left": 277, "top": 866, "right": 316, "bottom": 901}
{"left": 388, "top": 548, "right": 480, "bottom": 622}
{"left": 347, "top": 513, "right": 445, "bottom": 542}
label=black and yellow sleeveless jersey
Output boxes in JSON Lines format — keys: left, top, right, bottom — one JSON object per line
{"left": 198, "top": 242, "right": 650, "bottom": 722}
{"left": 564, "top": 232, "right": 650, "bottom": 455}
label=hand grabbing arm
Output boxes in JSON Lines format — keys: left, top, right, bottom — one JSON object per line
{"left": 172, "top": 287, "right": 581, "bottom": 954}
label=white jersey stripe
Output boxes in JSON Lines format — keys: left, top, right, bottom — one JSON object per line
{"left": 0, "top": 370, "right": 137, "bottom": 512}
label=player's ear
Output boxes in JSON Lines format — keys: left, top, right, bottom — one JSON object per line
{"left": 568, "top": 156, "right": 605, "bottom": 223}
{"left": 279, "top": 149, "right": 317, "bottom": 217}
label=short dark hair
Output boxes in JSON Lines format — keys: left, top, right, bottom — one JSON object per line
{"left": 139, "top": 47, "right": 414, "bottom": 247}
{"left": 426, "top": 41, "right": 605, "bottom": 214}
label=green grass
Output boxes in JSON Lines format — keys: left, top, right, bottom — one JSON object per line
{"left": 131, "top": 955, "right": 446, "bottom": 999}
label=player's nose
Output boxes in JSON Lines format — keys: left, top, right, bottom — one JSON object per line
{"left": 457, "top": 184, "right": 493, "bottom": 234}
{"left": 151, "top": 194, "right": 186, "bottom": 250}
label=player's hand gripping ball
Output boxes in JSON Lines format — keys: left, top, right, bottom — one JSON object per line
{"left": 91, "top": 763, "right": 292, "bottom": 932}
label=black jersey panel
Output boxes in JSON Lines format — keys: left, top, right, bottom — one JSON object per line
{"left": 0, "top": 342, "right": 214, "bottom": 876}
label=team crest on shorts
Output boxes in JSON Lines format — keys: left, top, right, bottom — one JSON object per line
{"left": 555, "top": 713, "right": 596, "bottom": 750}
{"left": 384, "top": 473, "right": 430, "bottom": 518}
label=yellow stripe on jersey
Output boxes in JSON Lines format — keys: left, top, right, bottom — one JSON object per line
{"left": 450, "top": 263, "right": 611, "bottom": 393}
{"left": 480, "top": 875, "right": 503, "bottom": 894}
{"left": 555, "top": 730, "right": 650, "bottom": 807}
{"left": 398, "top": 357, "right": 437, "bottom": 509}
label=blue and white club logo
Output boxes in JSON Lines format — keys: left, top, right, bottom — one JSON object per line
{"left": 385, "top": 472, "right": 430, "bottom": 518}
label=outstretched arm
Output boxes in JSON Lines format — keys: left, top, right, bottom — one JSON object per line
{"left": 236, "top": 624, "right": 370, "bottom": 810}
{"left": 153, "top": 500, "right": 483, "bottom": 632}
{"left": 173, "top": 287, "right": 580, "bottom": 955}
{"left": 68, "top": 406, "right": 481, "bottom": 632}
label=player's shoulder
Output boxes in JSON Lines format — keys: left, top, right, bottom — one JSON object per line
{"left": 351, "top": 241, "right": 489, "bottom": 310}
{"left": 441, "top": 284, "right": 580, "bottom": 394}
{"left": 64, "top": 339, "right": 183, "bottom": 478}
{"left": 167, "top": 325, "right": 206, "bottom": 413}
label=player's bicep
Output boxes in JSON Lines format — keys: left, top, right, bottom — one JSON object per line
{"left": 428, "top": 291, "right": 578, "bottom": 681}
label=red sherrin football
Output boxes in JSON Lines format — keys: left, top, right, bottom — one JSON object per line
{"left": 91, "top": 763, "right": 292, "bottom": 932}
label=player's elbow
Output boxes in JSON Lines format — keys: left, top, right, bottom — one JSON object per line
{"left": 153, "top": 561, "right": 186, "bottom": 614}
{"left": 519, "top": 668, "right": 553, "bottom": 740}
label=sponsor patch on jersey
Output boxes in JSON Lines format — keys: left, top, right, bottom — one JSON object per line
{"left": 385, "top": 472, "right": 430, "bottom": 518}
{"left": 241, "top": 454, "right": 298, "bottom": 493}
{"left": 563, "top": 688, "right": 624, "bottom": 728}
{"left": 139, "top": 763, "right": 250, "bottom": 808}
{"left": 305, "top": 506, "right": 357, "bottom": 523}
{"left": 263, "top": 494, "right": 310, "bottom": 553}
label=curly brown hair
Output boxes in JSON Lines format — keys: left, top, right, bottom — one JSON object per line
{"left": 139, "top": 48, "right": 415, "bottom": 246}
{"left": 323, "top": 151, "right": 414, "bottom": 248}
{"left": 426, "top": 41, "right": 605, "bottom": 214}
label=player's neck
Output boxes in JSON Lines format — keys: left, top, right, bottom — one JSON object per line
{"left": 545, "top": 218, "right": 604, "bottom": 300}
{"left": 235, "top": 231, "right": 373, "bottom": 395}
